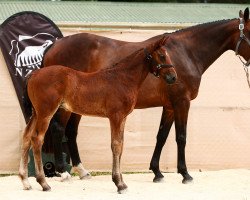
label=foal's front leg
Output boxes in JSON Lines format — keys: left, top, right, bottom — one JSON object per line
{"left": 109, "top": 116, "right": 127, "bottom": 194}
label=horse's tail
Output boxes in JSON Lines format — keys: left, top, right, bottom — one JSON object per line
{"left": 22, "top": 77, "right": 33, "bottom": 124}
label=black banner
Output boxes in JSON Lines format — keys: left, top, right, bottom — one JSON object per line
{"left": 0, "top": 11, "right": 63, "bottom": 122}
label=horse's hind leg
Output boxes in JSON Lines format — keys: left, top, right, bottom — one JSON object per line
{"left": 65, "top": 113, "right": 91, "bottom": 179}
{"left": 31, "top": 117, "right": 51, "bottom": 191}
{"left": 19, "top": 116, "right": 36, "bottom": 190}
{"left": 109, "top": 115, "right": 127, "bottom": 194}
{"left": 149, "top": 107, "right": 174, "bottom": 182}
{"left": 50, "top": 110, "right": 71, "bottom": 181}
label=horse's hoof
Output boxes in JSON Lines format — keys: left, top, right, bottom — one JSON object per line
{"left": 80, "top": 172, "right": 92, "bottom": 180}
{"left": 153, "top": 174, "right": 164, "bottom": 183}
{"left": 117, "top": 184, "right": 128, "bottom": 194}
{"left": 182, "top": 176, "right": 193, "bottom": 184}
{"left": 60, "top": 171, "right": 72, "bottom": 182}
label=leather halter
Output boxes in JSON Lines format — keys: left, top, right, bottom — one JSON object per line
{"left": 144, "top": 48, "right": 174, "bottom": 78}
{"left": 235, "top": 17, "right": 250, "bottom": 67}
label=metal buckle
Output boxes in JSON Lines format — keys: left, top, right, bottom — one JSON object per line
{"left": 239, "top": 23, "right": 244, "bottom": 31}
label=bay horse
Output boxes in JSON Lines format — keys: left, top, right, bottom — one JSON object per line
{"left": 19, "top": 36, "right": 177, "bottom": 193}
{"left": 43, "top": 8, "right": 250, "bottom": 183}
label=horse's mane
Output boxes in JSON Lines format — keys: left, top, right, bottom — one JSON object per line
{"left": 171, "top": 18, "right": 235, "bottom": 34}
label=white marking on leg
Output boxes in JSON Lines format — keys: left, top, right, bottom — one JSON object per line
{"left": 59, "top": 171, "right": 72, "bottom": 182}
{"left": 73, "top": 163, "right": 91, "bottom": 179}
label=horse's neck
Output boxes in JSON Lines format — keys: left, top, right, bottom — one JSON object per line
{"left": 172, "top": 19, "right": 239, "bottom": 74}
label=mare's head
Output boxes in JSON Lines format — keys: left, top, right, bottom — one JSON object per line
{"left": 145, "top": 36, "right": 177, "bottom": 84}
{"left": 235, "top": 7, "right": 250, "bottom": 66}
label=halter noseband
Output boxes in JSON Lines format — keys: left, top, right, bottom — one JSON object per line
{"left": 235, "top": 17, "right": 250, "bottom": 67}
{"left": 144, "top": 48, "right": 174, "bottom": 78}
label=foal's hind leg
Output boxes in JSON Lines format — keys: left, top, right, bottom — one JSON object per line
{"left": 150, "top": 107, "right": 174, "bottom": 182}
{"left": 31, "top": 117, "right": 51, "bottom": 191}
{"left": 65, "top": 113, "right": 91, "bottom": 179}
{"left": 109, "top": 115, "right": 127, "bottom": 194}
{"left": 19, "top": 116, "right": 36, "bottom": 190}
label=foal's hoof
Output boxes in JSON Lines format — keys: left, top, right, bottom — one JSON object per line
{"left": 117, "top": 184, "right": 128, "bottom": 194}
{"left": 153, "top": 174, "right": 164, "bottom": 183}
{"left": 42, "top": 185, "right": 51, "bottom": 192}
{"left": 182, "top": 175, "right": 193, "bottom": 184}
{"left": 23, "top": 185, "right": 32, "bottom": 190}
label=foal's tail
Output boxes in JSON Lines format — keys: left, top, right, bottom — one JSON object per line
{"left": 22, "top": 77, "right": 33, "bottom": 124}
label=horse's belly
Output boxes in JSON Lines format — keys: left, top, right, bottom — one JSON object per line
{"left": 61, "top": 101, "right": 107, "bottom": 117}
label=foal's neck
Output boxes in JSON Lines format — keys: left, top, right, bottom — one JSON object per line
{"left": 111, "top": 49, "right": 151, "bottom": 88}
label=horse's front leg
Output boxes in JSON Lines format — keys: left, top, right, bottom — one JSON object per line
{"left": 109, "top": 115, "right": 127, "bottom": 194}
{"left": 65, "top": 113, "right": 91, "bottom": 179}
{"left": 149, "top": 107, "right": 174, "bottom": 182}
{"left": 174, "top": 99, "right": 193, "bottom": 184}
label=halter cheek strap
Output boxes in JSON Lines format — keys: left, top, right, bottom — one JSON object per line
{"left": 144, "top": 48, "right": 174, "bottom": 78}
{"left": 235, "top": 17, "right": 250, "bottom": 67}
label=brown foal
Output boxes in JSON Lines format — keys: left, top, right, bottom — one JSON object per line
{"left": 19, "top": 36, "right": 177, "bottom": 193}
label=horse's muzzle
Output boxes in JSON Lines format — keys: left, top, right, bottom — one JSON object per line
{"left": 165, "top": 74, "right": 177, "bottom": 84}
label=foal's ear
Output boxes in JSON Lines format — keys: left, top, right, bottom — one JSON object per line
{"left": 244, "top": 7, "right": 249, "bottom": 22}
{"left": 159, "top": 36, "right": 169, "bottom": 47}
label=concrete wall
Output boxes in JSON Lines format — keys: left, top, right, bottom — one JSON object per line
{"left": 1, "top": 29, "right": 250, "bottom": 173}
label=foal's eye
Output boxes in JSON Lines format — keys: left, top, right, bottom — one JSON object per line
{"left": 160, "top": 54, "right": 165, "bottom": 59}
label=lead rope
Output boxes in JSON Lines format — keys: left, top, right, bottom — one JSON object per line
{"left": 235, "top": 17, "right": 250, "bottom": 88}
{"left": 243, "top": 65, "right": 250, "bottom": 88}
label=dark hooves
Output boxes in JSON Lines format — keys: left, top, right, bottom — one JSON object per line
{"left": 42, "top": 185, "right": 51, "bottom": 192}
{"left": 153, "top": 174, "right": 164, "bottom": 183}
{"left": 117, "top": 184, "right": 128, "bottom": 194}
{"left": 182, "top": 175, "right": 193, "bottom": 184}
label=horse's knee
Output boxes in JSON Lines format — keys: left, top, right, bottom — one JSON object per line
{"left": 176, "top": 134, "right": 186, "bottom": 145}
{"left": 111, "top": 140, "right": 123, "bottom": 154}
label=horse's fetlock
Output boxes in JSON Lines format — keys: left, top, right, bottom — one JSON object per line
{"left": 176, "top": 135, "right": 186, "bottom": 144}
{"left": 36, "top": 174, "right": 45, "bottom": 184}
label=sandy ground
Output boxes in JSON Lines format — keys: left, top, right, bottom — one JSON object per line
{"left": 0, "top": 169, "right": 250, "bottom": 200}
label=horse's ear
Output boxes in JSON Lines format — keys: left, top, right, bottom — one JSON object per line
{"left": 244, "top": 7, "right": 249, "bottom": 22}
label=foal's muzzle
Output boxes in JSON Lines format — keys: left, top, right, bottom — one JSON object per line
{"left": 165, "top": 73, "right": 177, "bottom": 84}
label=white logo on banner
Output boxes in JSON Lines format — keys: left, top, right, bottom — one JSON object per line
{"left": 9, "top": 33, "right": 54, "bottom": 77}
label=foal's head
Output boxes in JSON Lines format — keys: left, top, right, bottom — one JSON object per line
{"left": 145, "top": 36, "right": 177, "bottom": 84}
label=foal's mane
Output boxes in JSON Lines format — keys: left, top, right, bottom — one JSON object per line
{"left": 111, "top": 48, "right": 144, "bottom": 69}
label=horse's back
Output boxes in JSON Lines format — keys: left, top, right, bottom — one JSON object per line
{"left": 43, "top": 33, "right": 127, "bottom": 72}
